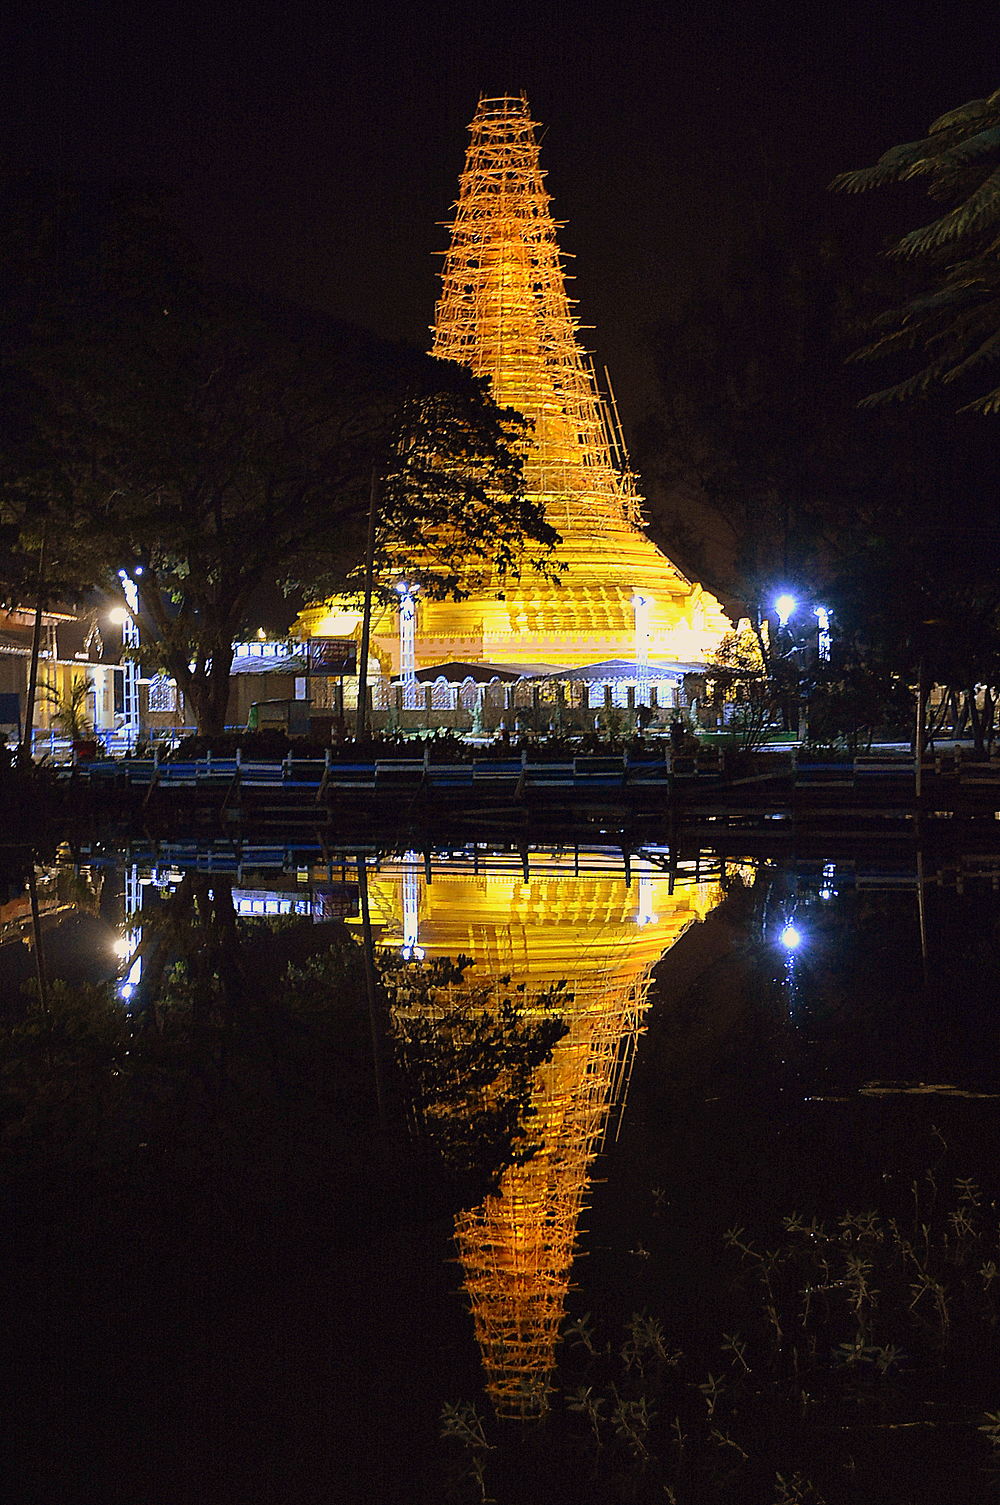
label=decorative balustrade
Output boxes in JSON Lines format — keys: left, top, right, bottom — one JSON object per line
{"left": 364, "top": 671, "right": 684, "bottom": 725}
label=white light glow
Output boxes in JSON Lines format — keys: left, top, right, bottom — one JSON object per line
{"left": 774, "top": 593, "right": 797, "bottom": 626}
{"left": 780, "top": 924, "right": 802, "bottom": 951}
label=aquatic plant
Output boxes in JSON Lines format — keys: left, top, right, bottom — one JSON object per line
{"left": 438, "top": 1162, "right": 1000, "bottom": 1502}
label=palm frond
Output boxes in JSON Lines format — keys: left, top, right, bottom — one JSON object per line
{"left": 942, "top": 326, "right": 1000, "bottom": 382}
{"left": 856, "top": 365, "right": 944, "bottom": 407}
{"left": 928, "top": 96, "right": 993, "bottom": 135}
{"left": 830, "top": 140, "right": 936, "bottom": 193}
{"left": 960, "top": 383, "right": 1000, "bottom": 413}
{"left": 835, "top": 87, "right": 1000, "bottom": 414}
{"left": 940, "top": 124, "right": 1000, "bottom": 167}
{"left": 893, "top": 167, "right": 1000, "bottom": 258}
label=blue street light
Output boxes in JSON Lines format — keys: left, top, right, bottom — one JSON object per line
{"left": 780, "top": 923, "right": 802, "bottom": 951}
{"left": 774, "top": 593, "right": 798, "bottom": 627}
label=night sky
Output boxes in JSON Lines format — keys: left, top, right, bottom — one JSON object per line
{"left": 5, "top": 0, "right": 997, "bottom": 426}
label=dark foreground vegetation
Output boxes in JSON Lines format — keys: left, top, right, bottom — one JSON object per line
{"left": 1, "top": 874, "right": 564, "bottom": 1505}
{"left": 439, "top": 879, "right": 1000, "bottom": 1505}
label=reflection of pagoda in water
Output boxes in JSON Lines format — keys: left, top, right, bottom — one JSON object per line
{"left": 365, "top": 852, "right": 723, "bottom": 1416}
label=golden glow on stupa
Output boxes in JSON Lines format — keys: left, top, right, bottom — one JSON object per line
{"left": 363, "top": 851, "right": 724, "bottom": 1416}
{"left": 300, "top": 94, "right": 728, "bottom": 673}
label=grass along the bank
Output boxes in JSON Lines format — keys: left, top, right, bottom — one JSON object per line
{"left": 440, "top": 1160, "right": 1000, "bottom": 1504}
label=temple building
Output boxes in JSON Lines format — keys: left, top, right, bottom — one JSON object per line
{"left": 299, "top": 94, "right": 728, "bottom": 679}
{"left": 363, "top": 850, "right": 725, "bottom": 1416}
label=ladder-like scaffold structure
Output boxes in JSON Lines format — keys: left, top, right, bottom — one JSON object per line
{"left": 410, "top": 93, "right": 729, "bottom": 670}
{"left": 370, "top": 859, "right": 724, "bottom": 1418}
{"left": 453, "top": 962, "right": 650, "bottom": 1417}
{"left": 433, "top": 94, "right": 641, "bottom": 542}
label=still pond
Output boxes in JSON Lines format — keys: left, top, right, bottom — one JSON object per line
{"left": 4, "top": 838, "right": 1000, "bottom": 1504}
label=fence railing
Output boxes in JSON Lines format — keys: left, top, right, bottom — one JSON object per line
{"left": 370, "top": 673, "right": 683, "bottom": 720}
{"left": 26, "top": 725, "right": 197, "bottom": 762}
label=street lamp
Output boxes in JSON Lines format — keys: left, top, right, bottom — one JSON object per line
{"left": 116, "top": 570, "right": 140, "bottom": 750}
{"left": 774, "top": 592, "right": 797, "bottom": 628}
{"left": 395, "top": 581, "right": 419, "bottom": 687}
{"left": 631, "top": 592, "right": 650, "bottom": 666}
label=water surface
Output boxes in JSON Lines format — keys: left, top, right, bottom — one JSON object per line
{"left": 5, "top": 839, "right": 1000, "bottom": 1502}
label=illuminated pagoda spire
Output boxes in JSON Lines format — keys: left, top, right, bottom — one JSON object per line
{"left": 432, "top": 93, "right": 642, "bottom": 540}
{"left": 412, "top": 93, "right": 728, "bottom": 669}
{"left": 301, "top": 93, "right": 727, "bottom": 672}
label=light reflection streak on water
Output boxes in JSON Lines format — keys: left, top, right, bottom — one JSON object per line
{"left": 117, "top": 864, "right": 143, "bottom": 1001}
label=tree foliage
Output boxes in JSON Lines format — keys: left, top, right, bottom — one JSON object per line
{"left": 0, "top": 177, "right": 556, "bottom": 733}
{"left": 832, "top": 87, "right": 1000, "bottom": 412}
{"left": 382, "top": 954, "right": 569, "bottom": 1206}
{"left": 644, "top": 215, "right": 1000, "bottom": 744}
{"left": 639, "top": 232, "right": 896, "bottom": 616}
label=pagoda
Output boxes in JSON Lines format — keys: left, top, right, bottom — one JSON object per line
{"left": 300, "top": 94, "right": 728, "bottom": 673}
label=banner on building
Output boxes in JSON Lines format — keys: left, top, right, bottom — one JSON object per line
{"left": 0, "top": 692, "right": 21, "bottom": 729}
{"left": 307, "top": 638, "right": 357, "bottom": 676}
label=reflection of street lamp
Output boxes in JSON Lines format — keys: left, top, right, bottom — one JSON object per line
{"left": 631, "top": 593, "right": 650, "bottom": 666}
{"left": 117, "top": 862, "right": 142, "bottom": 1003}
{"left": 395, "top": 581, "right": 419, "bottom": 687}
{"left": 401, "top": 861, "right": 424, "bottom": 960}
{"left": 780, "top": 923, "right": 802, "bottom": 951}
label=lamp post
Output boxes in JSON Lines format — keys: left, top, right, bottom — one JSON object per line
{"left": 114, "top": 569, "right": 141, "bottom": 750}
{"left": 631, "top": 593, "right": 650, "bottom": 667}
{"left": 395, "top": 581, "right": 419, "bottom": 689}
{"left": 769, "top": 595, "right": 834, "bottom": 742}
{"left": 766, "top": 592, "right": 797, "bottom": 735}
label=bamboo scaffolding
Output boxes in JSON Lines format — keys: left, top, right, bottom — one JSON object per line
{"left": 299, "top": 94, "right": 728, "bottom": 671}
